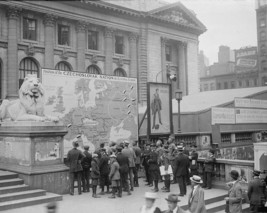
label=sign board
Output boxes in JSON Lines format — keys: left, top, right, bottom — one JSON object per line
{"left": 147, "top": 82, "right": 173, "bottom": 136}
{"left": 211, "top": 107, "right": 235, "bottom": 125}
{"left": 234, "top": 97, "right": 267, "bottom": 109}
{"left": 235, "top": 108, "right": 267, "bottom": 123}
{"left": 41, "top": 69, "right": 138, "bottom": 155}
{"left": 236, "top": 58, "right": 257, "bottom": 68}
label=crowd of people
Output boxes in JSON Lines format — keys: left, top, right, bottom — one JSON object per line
{"left": 65, "top": 133, "right": 267, "bottom": 213}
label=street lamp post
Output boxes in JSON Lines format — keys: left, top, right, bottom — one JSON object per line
{"left": 175, "top": 89, "right": 183, "bottom": 133}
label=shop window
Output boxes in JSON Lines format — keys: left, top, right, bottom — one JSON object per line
{"left": 165, "top": 44, "right": 172, "bottom": 62}
{"left": 88, "top": 30, "right": 98, "bottom": 50}
{"left": 217, "top": 82, "right": 221, "bottom": 90}
{"left": 254, "top": 78, "right": 258, "bottom": 86}
{"left": 19, "top": 57, "right": 39, "bottom": 88}
{"left": 203, "top": 84, "right": 209, "bottom": 91}
{"left": 238, "top": 81, "right": 242, "bottom": 87}
{"left": 231, "top": 81, "right": 235, "bottom": 88}
{"left": 246, "top": 80, "right": 250, "bottom": 87}
{"left": 115, "top": 35, "right": 124, "bottom": 54}
{"left": 58, "top": 24, "right": 70, "bottom": 46}
{"left": 55, "top": 61, "right": 72, "bottom": 71}
{"left": 210, "top": 83, "right": 215, "bottom": 90}
{"left": 86, "top": 65, "right": 101, "bottom": 74}
{"left": 114, "top": 68, "right": 126, "bottom": 77}
{"left": 23, "top": 17, "right": 37, "bottom": 41}
{"left": 224, "top": 82, "right": 228, "bottom": 89}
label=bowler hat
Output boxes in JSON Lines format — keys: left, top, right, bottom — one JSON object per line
{"left": 144, "top": 192, "right": 158, "bottom": 200}
{"left": 72, "top": 140, "right": 79, "bottom": 147}
{"left": 116, "top": 146, "right": 123, "bottom": 151}
{"left": 190, "top": 175, "right": 203, "bottom": 184}
{"left": 209, "top": 149, "right": 215, "bottom": 155}
{"left": 165, "top": 194, "right": 180, "bottom": 203}
{"left": 230, "top": 170, "right": 239, "bottom": 180}
{"left": 47, "top": 202, "right": 57, "bottom": 210}
{"left": 84, "top": 145, "right": 89, "bottom": 150}
{"left": 177, "top": 145, "right": 183, "bottom": 151}
{"left": 253, "top": 170, "right": 261, "bottom": 176}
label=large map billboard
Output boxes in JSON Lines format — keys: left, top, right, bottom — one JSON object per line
{"left": 41, "top": 69, "right": 138, "bottom": 155}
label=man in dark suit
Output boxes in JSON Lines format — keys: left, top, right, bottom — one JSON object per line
{"left": 116, "top": 146, "right": 131, "bottom": 196}
{"left": 142, "top": 143, "right": 152, "bottom": 186}
{"left": 66, "top": 140, "right": 84, "bottom": 195}
{"left": 164, "top": 194, "right": 186, "bottom": 213}
{"left": 81, "top": 145, "right": 92, "bottom": 192}
{"left": 99, "top": 148, "right": 110, "bottom": 194}
{"left": 189, "top": 145, "right": 199, "bottom": 176}
{"left": 148, "top": 144, "right": 160, "bottom": 192}
{"left": 248, "top": 170, "right": 267, "bottom": 213}
{"left": 202, "top": 149, "right": 216, "bottom": 189}
{"left": 132, "top": 140, "right": 142, "bottom": 187}
{"left": 173, "top": 146, "right": 190, "bottom": 196}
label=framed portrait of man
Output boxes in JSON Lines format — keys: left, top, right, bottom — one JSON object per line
{"left": 147, "top": 82, "right": 173, "bottom": 136}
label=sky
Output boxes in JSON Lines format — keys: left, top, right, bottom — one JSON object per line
{"left": 165, "top": 0, "right": 257, "bottom": 64}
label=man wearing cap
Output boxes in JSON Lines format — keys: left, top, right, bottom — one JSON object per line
{"left": 148, "top": 143, "right": 161, "bottom": 192}
{"left": 248, "top": 170, "right": 267, "bottom": 213}
{"left": 188, "top": 175, "right": 206, "bottom": 213}
{"left": 173, "top": 145, "right": 190, "bottom": 196}
{"left": 140, "top": 192, "right": 161, "bottom": 213}
{"left": 91, "top": 153, "right": 101, "bottom": 198}
{"left": 164, "top": 194, "right": 186, "bottom": 213}
{"left": 224, "top": 170, "right": 242, "bottom": 213}
{"left": 116, "top": 146, "right": 131, "bottom": 196}
{"left": 81, "top": 145, "right": 92, "bottom": 193}
{"left": 202, "top": 149, "right": 216, "bottom": 189}
{"left": 122, "top": 140, "right": 136, "bottom": 191}
{"left": 189, "top": 145, "right": 199, "bottom": 176}
{"left": 66, "top": 140, "right": 84, "bottom": 195}
{"left": 109, "top": 154, "right": 121, "bottom": 198}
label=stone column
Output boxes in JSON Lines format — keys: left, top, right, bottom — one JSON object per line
{"left": 76, "top": 21, "right": 86, "bottom": 72}
{"left": 6, "top": 6, "right": 20, "bottom": 99}
{"left": 43, "top": 14, "right": 56, "bottom": 69}
{"left": 128, "top": 33, "right": 138, "bottom": 78}
{"left": 104, "top": 27, "right": 114, "bottom": 75}
{"left": 177, "top": 41, "right": 187, "bottom": 95}
{"left": 161, "top": 37, "right": 167, "bottom": 83}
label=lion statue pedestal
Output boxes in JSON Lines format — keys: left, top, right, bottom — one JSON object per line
{"left": 0, "top": 75, "right": 69, "bottom": 194}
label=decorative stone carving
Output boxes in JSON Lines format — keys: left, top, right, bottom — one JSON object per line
{"left": 0, "top": 74, "right": 59, "bottom": 122}
{"left": 43, "top": 14, "right": 57, "bottom": 27}
{"left": 26, "top": 43, "right": 35, "bottom": 56}
{"left": 90, "top": 53, "right": 98, "bottom": 64}
{"left": 76, "top": 21, "right": 87, "bottom": 33}
{"left": 6, "top": 6, "right": 21, "bottom": 19}
{"left": 117, "top": 57, "right": 124, "bottom": 67}
{"left": 128, "top": 33, "right": 138, "bottom": 42}
{"left": 178, "top": 41, "right": 187, "bottom": 48}
{"left": 60, "top": 48, "right": 68, "bottom": 60}
{"left": 161, "top": 37, "right": 168, "bottom": 46}
{"left": 104, "top": 27, "right": 114, "bottom": 38}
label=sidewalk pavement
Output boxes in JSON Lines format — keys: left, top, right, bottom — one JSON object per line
{"left": 5, "top": 179, "right": 228, "bottom": 213}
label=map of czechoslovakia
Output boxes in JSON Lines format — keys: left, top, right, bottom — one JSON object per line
{"left": 42, "top": 69, "right": 138, "bottom": 155}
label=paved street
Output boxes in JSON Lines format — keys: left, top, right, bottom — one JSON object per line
{"left": 5, "top": 178, "right": 227, "bottom": 213}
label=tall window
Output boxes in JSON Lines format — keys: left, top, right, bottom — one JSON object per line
{"left": 23, "top": 17, "right": 37, "bottom": 41}
{"left": 19, "top": 57, "right": 39, "bottom": 88}
{"left": 210, "top": 83, "right": 215, "bottom": 90}
{"left": 88, "top": 31, "right": 98, "bottom": 50}
{"left": 114, "top": 68, "right": 126, "bottom": 77}
{"left": 203, "top": 84, "right": 209, "bottom": 91}
{"left": 260, "top": 31, "right": 266, "bottom": 41}
{"left": 238, "top": 81, "right": 242, "bottom": 87}
{"left": 217, "top": 83, "right": 221, "bottom": 90}
{"left": 224, "top": 82, "right": 228, "bottom": 89}
{"left": 86, "top": 65, "right": 101, "bottom": 74}
{"left": 231, "top": 81, "right": 235, "bottom": 89}
{"left": 165, "top": 44, "right": 172, "bottom": 62}
{"left": 55, "top": 61, "right": 72, "bottom": 71}
{"left": 254, "top": 78, "right": 258, "bottom": 86}
{"left": 261, "top": 44, "right": 266, "bottom": 56}
{"left": 115, "top": 35, "right": 124, "bottom": 54}
{"left": 58, "top": 24, "right": 70, "bottom": 46}
{"left": 246, "top": 80, "right": 250, "bottom": 87}
{"left": 262, "top": 60, "right": 267, "bottom": 71}
{"left": 260, "top": 19, "right": 266, "bottom": 27}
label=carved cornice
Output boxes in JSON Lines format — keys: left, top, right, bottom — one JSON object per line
{"left": 26, "top": 43, "right": 35, "bottom": 56}
{"left": 6, "top": 6, "right": 21, "bottom": 20}
{"left": 43, "top": 14, "right": 57, "bottom": 27}
{"left": 90, "top": 53, "right": 98, "bottom": 64}
{"left": 104, "top": 27, "right": 114, "bottom": 38}
{"left": 128, "top": 33, "right": 138, "bottom": 42}
{"left": 60, "top": 48, "right": 69, "bottom": 60}
{"left": 76, "top": 21, "right": 87, "bottom": 33}
{"left": 117, "top": 56, "right": 124, "bottom": 67}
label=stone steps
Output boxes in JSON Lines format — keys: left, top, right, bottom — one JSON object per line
{"left": 0, "top": 170, "right": 62, "bottom": 211}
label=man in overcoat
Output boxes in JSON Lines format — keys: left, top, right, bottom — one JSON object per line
{"left": 66, "top": 140, "right": 84, "bottom": 195}
{"left": 148, "top": 144, "right": 160, "bottom": 192}
{"left": 202, "top": 149, "right": 216, "bottom": 189}
{"left": 81, "top": 145, "right": 92, "bottom": 192}
{"left": 189, "top": 145, "right": 199, "bottom": 176}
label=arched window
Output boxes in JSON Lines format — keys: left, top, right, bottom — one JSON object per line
{"left": 19, "top": 57, "right": 39, "bottom": 88}
{"left": 55, "top": 61, "right": 72, "bottom": 71}
{"left": 114, "top": 68, "right": 126, "bottom": 77}
{"left": 86, "top": 65, "right": 101, "bottom": 74}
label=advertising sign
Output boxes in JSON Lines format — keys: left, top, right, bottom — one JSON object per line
{"left": 41, "top": 69, "right": 138, "bottom": 155}
{"left": 234, "top": 97, "right": 267, "bottom": 109}
{"left": 235, "top": 108, "right": 267, "bottom": 123}
{"left": 211, "top": 107, "right": 235, "bottom": 125}
{"left": 147, "top": 82, "right": 173, "bottom": 136}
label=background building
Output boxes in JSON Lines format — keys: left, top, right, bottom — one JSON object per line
{"left": 198, "top": 50, "right": 209, "bottom": 77}
{"left": 0, "top": 0, "right": 206, "bottom": 104}
{"left": 200, "top": 46, "right": 259, "bottom": 92}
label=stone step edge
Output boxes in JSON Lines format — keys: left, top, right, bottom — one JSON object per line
{"left": 0, "top": 189, "right": 46, "bottom": 199}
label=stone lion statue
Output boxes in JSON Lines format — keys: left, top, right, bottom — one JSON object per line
{"left": 0, "top": 75, "right": 59, "bottom": 122}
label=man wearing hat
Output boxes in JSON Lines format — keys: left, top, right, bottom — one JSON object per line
{"left": 248, "top": 170, "right": 267, "bottom": 213}
{"left": 189, "top": 145, "right": 199, "bottom": 176}
{"left": 164, "top": 194, "right": 186, "bottom": 213}
{"left": 140, "top": 192, "right": 161, "bottom": 213}
{"left": 122, "top": 140, "right": 136, "bottom": 191}
{"left": 81, "top": 145, "right": 92, "bottom": 193}
{"left": 148, "top": 143, "right": 161, "bottom": 192}
{"left": 66, "top": 140, "right": 84, "bottom": 195}
{"left": 188, "top": 175, "right": 206, "bottom": 213}
{"left": 224, "top": 170, "right": 242, "bottom": 213}
{"left": 202, "top": 149, "right": 216, "bottom": 189}
{"left": 173, "top": 145, "right": 190, "bottom": 196}
{"left": 109, "top": 154, "right": 121, "bottom": 198}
